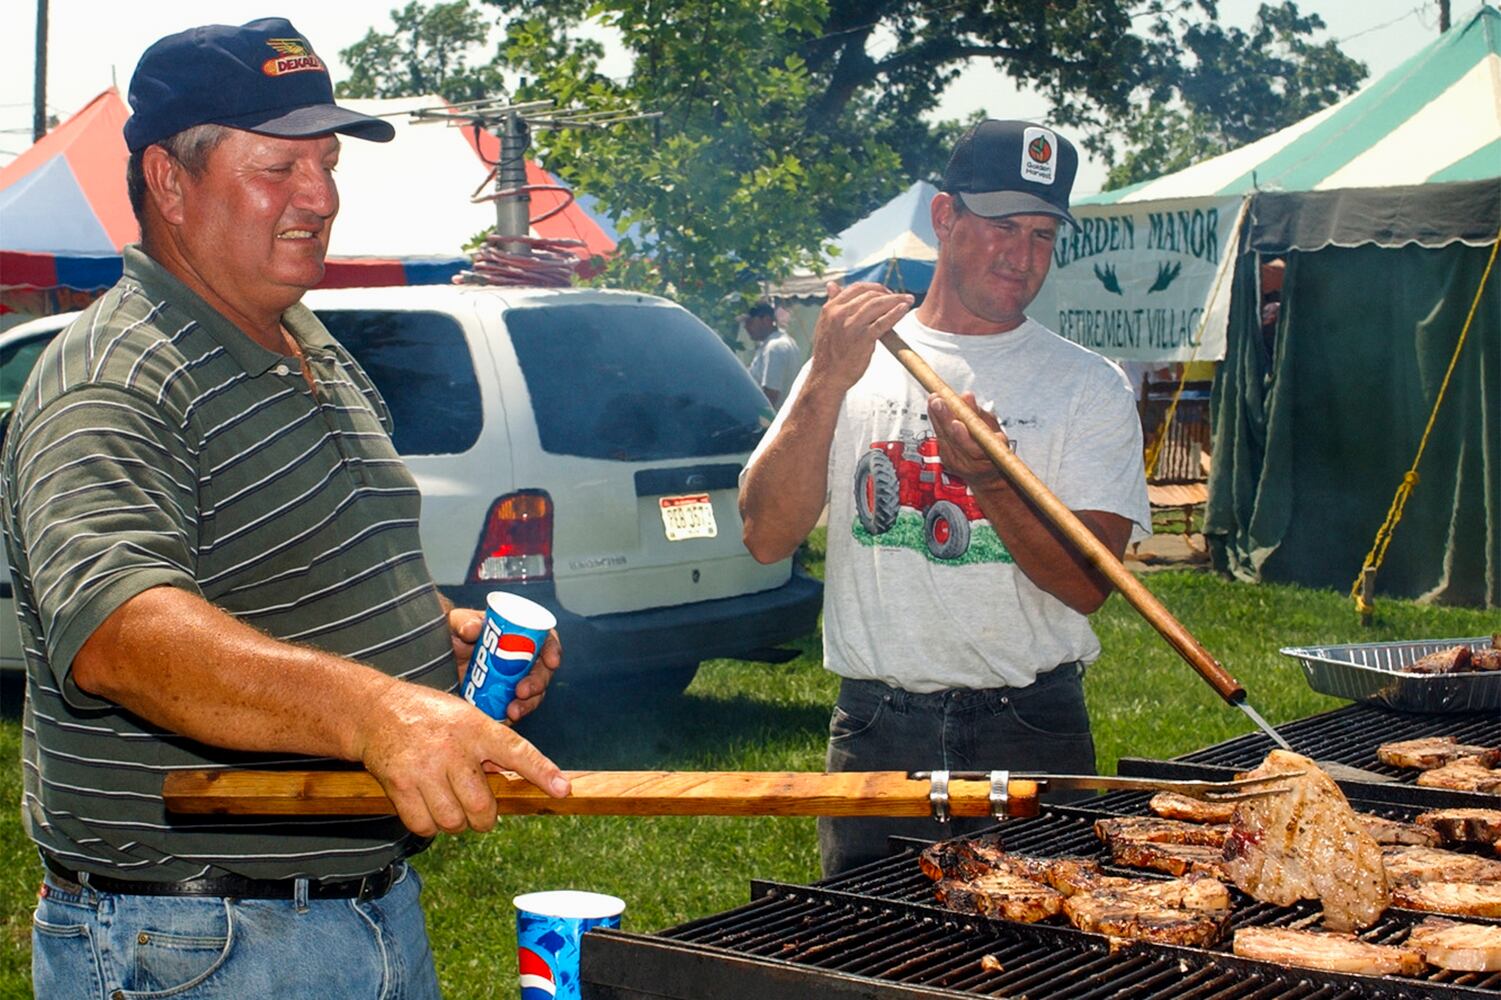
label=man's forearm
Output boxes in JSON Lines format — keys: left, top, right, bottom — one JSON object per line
{"left": 969, "top": 484, "right": 1130, "bottom": 614}
{"left": 72, "top": 585, "right": 403, "bottom": 762}
{"left": 740, "top": 375, "right": 845, "bottom": 562}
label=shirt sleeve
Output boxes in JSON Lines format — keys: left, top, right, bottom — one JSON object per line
{"left": 9, "top": 384, "right": 201, "bottom": 706}
{"left": 1054, "top": 364, "right": 1153, "bottom": 542}
{"left": 767, "top": 340, "right": 803, "bottom": 398}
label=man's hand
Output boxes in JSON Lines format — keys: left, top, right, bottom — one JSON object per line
{"left": 449, "top": 607, "right": 561, "bottom": 722}
{"left": 355, "top": 680, "right": 570, "bottom": 837}
{"left": 807, "top": 282, "right": 913, "bottom": 393}
{"left": 928, "top": 392, "right": 1008, "bottom": 492}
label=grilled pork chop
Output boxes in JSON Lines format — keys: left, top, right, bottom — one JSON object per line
{"left": 1415, "top": 808, "right": 1501, "bottom": 849}
{"left": 1416, "top": 760, "right": 1501, "bottom": 794}
{"left": 1376, "top": 736, "right": 1501, "bottom": 770}
{"left": 1406, "top": 645, "right": 1472, "bottom": 674}
{"left": 1407, "top": 916, "right": 1501, "bottom": 971}
{"left": 919, "top": 836, "right": 1014, "bottom": 882}
{"left": 1109, "top": 840, "right": 1229, "bottom": 879}
{"left": 1062, "top": 890, "right": 1228, "bottom": 948}
{"left": 1390, "top": 880, "right": 1501, "bottom": 918}
{"left": 1232, "top": 927, "right": 1426, "bottom": 976}
{"left": 1149, "top": 791, "right": 1235, "bottom": 824}
{"left": 1382, "top": 845, "right": 1501, "bottom": 884}
{"left": 1223, "top": 750, "right": 1388, "bottom": 932}
{"left": 934, "top": 871, "right": 1063, "bottom": 923}
{"left": 1093, "top": 816, "right": 1229, "bottom": 848}
{"left": 1358, "top": 814, "right": 1440, "bottom": 847}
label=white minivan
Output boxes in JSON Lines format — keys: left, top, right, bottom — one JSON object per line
{"left": 0, "top": 285, "right": 821, "bottom": 692}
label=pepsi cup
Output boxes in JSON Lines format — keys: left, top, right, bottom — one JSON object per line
{"left": 514, "top": 890, "right": 625, "bottom": 1000}
{"left": 463, "top": 592, "right": 557, "bottom": 720}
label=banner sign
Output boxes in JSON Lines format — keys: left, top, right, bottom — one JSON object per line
{"left": 1031, "top": 196, "right": 1244, "bottom": 362}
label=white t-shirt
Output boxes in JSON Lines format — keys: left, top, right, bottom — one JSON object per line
{"left": 747, "top": 312, "right": 1151, "bottom": 693}
{"left": 748, "top": 329, "right": 801, "bottom": 406}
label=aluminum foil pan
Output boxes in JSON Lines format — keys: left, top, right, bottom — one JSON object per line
{"left": 1280, "top": 636, "right": 1500, "bottom": 713}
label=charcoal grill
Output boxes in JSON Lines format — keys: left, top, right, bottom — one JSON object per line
{"left": 583, "top": 794, "right": 1501, "bottom": 1000}
{"left": 1119, "top": 702, "right": 1501, "bottom": 808}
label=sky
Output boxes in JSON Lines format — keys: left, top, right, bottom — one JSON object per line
{"left": 0, "top": 1, "right": 1480, "bottom": 194}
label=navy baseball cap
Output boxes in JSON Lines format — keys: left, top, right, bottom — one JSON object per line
{"left": 943, "top": 120, "right": 1078, "bottom": 226}
{"left": 124, "top": 17, "right": 395, "bottom": 152}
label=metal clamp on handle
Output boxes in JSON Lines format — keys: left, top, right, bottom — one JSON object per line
{"left": 988, "top": 769, "right": 1010, "bottom": 820}
{"left": 928, "top": 769, "right": 951, "bottom": 823}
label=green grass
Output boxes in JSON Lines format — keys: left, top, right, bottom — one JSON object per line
{"left": 2, "top": 529, "right": 1496, "bottom": 997}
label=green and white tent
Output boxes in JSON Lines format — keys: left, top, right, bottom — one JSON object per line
{"left": 1071, "top": 6, "right": 1501, "bottom": 606}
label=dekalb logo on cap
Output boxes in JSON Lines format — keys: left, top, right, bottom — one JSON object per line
{"left": 1020, "top": 126, "right": 1057, "bottom": 186}
{"left": 262, "top": 38, "right": 325, "bottom": 77}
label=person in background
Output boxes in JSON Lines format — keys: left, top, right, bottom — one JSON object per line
{"left": 740, "top": 120, "right": 1150, "bottom": 876}
{"left": 744, "top": 299, "right": 802, "bottom": 409}
{"left": 1, "top": 19, "right": 569, "bottom": 999}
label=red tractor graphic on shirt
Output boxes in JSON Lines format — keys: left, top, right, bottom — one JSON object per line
{"left": 854, "top": 438, "right": 985, "bottom": 559}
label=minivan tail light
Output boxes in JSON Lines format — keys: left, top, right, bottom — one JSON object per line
{"left": 468, "top": 491, "right": 553, "bottom": 583}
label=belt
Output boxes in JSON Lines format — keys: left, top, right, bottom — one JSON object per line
{"left": 42, "top": 853, "right": 401, "bottom": 901}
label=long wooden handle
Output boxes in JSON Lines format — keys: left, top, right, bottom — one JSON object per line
{"left": 162, "top": 769, "right": 1040, "bottom": 819}
{"left": 880, "top": 331, "right": 1244, "bottom": 704}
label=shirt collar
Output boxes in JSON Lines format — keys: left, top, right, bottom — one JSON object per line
{"left": 121, "top": 245, "right": 334, "bottom": 376}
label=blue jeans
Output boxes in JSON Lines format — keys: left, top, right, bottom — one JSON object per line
{"left": 31, "top": 861, "right": 440, "bottom": 999}
{"left": 818, "top": 663, "right": 1097, "bottom": 877}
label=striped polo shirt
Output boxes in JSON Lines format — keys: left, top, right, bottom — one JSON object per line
{"left": 1, "top": 246, "right": 455, "bottom": 882}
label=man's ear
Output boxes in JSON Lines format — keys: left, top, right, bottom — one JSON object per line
{"left": 141, "top": 145, "right": 188, "bottom": 226}
{"left": 931, "top": 192, "right": 958, "bottom": 242}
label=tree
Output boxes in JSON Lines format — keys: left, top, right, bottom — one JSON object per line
{"left": 1104, "top": 2, "right": 1366, "bottom": 189}
{"left": 337, "top": 1, "right": 508, "bottom": 103}
{"left": 332, "top": 1, "right": 1364, "bottom": 333}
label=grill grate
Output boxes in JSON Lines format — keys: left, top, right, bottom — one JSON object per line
{"left": 1117, "top": 703, "right": 1501, "bottom": 808}
{"left": 597, "top": 798, "right": 1501, "bottom": 1000}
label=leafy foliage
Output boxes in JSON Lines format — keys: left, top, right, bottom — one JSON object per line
{"left": 332, "top": 1, "right": 1366, "bottom": 331}
{"left": 336, "top": 1, "right": 509, "bottom": 103}
{"left": 1104, "top": 2, "right": 1367, "bottom": 189}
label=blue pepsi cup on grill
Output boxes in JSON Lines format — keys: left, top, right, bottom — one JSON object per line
{"left": 463, "top": 592, "right": 557, "bottom": 720}
{"left": 515, "top": 890, "right": 625, "bottom": 1000}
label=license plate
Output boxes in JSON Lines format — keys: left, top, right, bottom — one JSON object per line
{"left": 659, "top": 493, "right": 717, "bottom": 541}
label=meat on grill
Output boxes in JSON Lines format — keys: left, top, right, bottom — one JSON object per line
{"left": 1108, "top": 840, "right": 1229, "bottom": 879}
{"left": 1149, "top": 791, "right": 1236, "bottom": 824}
{"left": 1062, "top": 888, "right": 1228, "bottom": 948}
{"left": 918, "top": 835, "right": 1015, "bottom": 882}
{"left": 1415, "top": 808, "right": 1501, "bottom": 849}
{"left": 1383, "top": 845, "right": 1501, "bottom": 918}
{"left": 1390, "top": 880, "right": 1501, "bottom": 919}
{"left": 1358, "top": 814, "right": 1440, "bottom": 847}
{"left": 1222, "top": 750, "right": 1388, "bottom": 932}
{"left": 1382, "top": 844, "right": 1501, "bottom": 885}
{"left": 1093, "top": 816, "right": 1229, "bottom": 848}
{"left": 1416, "top": 759, "right": 1501, "bottom": 794}
{"left": 933, "top": 871, "right": 1063, "bottom": 923}
{"left": 1406, "top": 916, "right": 1501, "bottom": 972}
{"left": 1405, "top": 645, "right": 1472, "bottom": 674}
{"left": 1231, "top": 927, "right": 1426, "bottom": 977}
{"left": 1376, "top": 736, "right": 1501, "bottom": 770}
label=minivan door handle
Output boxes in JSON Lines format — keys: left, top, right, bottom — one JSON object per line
{"left": 634, "top": 463, "right": 742, "bottom": 497}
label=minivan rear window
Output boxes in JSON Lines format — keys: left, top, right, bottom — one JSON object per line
{"left": 316, "top": 310, "right": 483, "bottom": 456}
{"left": 505, "top": 302, "right": 768, "bottom": 461}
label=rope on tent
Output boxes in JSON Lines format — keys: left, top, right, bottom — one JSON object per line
{"left": 880, "top": 256, "right": 908, "bottom": 293}
{"left": 1348, "top": 226, "right": 1501, "bottom": 617}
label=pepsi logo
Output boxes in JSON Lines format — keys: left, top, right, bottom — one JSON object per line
{"left": 518, "top": 947, "right": 556, "bottom": 999}
{"left": 494, "top": 632, "right": 539, "bottom": 664}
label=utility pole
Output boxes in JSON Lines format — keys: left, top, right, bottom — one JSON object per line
{"left": 33, "top": 0, "right": 49, "bottom": 142}
{"left": 1439, "top": 0, "right": 1451, "bottom": 32}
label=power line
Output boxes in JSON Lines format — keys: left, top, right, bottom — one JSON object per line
{"left": 1338, "top": 5, "right": 1428, "bottom": 44}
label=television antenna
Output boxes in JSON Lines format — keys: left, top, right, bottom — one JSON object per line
{"left": 410, "top": 99, "right": 659, "bottom": 255}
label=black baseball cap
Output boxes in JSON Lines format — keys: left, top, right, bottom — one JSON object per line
{"left": 124, "top": 17, "right": 395, "bottom": 153}
{"left": 942, "top": 120, "right": 1078, "bottom": 226}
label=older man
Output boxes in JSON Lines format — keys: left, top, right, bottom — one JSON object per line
{"left": 2, "top": 19, "right": 567, "bottom": 998}
{"left": 741, "top": 120, "right": 1150, "bottom": 875}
